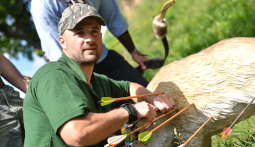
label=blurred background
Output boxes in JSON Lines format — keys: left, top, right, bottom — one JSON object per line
{"left": 0, "top": 0, "right": 255, "bottom": 146}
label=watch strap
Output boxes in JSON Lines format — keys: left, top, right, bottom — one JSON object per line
{"left": 120, "top": 103, "right": 138, "bottom": 124}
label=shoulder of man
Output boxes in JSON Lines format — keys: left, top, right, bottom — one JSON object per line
{"left": 30, "top": 61, "right": 71, "bottom": 83}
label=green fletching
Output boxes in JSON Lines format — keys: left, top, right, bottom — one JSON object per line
{"left": 101, "top": 97, "right": 115, "bottom": 106}
{"left": 138, "top": 132, "right": 152, "bottom": 142}
{"left": 102, "top": 97, "right": 114, "bottom": 101}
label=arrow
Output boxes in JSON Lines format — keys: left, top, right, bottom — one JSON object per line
{"left": 98, "top": 92, "right": 164, "bottom": 106}
{"left": 221, "top": 97, "right": 255, "bottom": 139}
{"left": 125, "top": 120, "right": 156, "bottom": 146}
{"left": 178, "top": 116, "right": 213, "bottom": 147}
{"left": 137, "top": 103, "right": 194, "bottom": 143}
{"left": 105, "top": 107, "right": 178, "bottom": 147}
{"left": 121, "top": 118, "right": 143, "bottom": 132}
{"left": 122, "top": 109, "right": 159, "bottom": 132}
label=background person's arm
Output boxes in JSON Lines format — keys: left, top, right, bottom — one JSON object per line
{"left": 0, "top": 52, "right": 29, "bottom": 93}
{"left": 117, "top": 30, "right": 148, "bottom": 71}
{"left": 30, "top": 0, "right": 63, "bottom": 61}
{"left": 99, "top": 0, "right": 148, "bottom": 70}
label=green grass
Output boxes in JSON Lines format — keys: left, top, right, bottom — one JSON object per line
{"left": 212, "top": 114, "right": 255, "bottom": 147}
{"left": 104, "top": 0, "right": 255, "bottom": 146}
{"left": 104, "top": 0, "right": 255, "bottom": 81}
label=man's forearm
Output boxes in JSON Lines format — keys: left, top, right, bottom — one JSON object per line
{"left": 130, "top": 82, "right": 154, "bottom": 104}
{"left": 59, "top": 108, "right": 129, "bottom": 146}
{"left": 117, "top": 30, "right": 136, "bottom": 53}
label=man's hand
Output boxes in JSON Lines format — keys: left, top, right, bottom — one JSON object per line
{"left": 133, "top": 101, "right": 157, "bottom": 122}
{"left": 131, "top": 52, "right": 148, "bottom": 71}
{"left": 152, "top": 94, "right": 175, "bottom": 113}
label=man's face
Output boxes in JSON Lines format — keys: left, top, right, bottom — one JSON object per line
{"left": 60, "top": 17, "right": 102, "bottom": 66}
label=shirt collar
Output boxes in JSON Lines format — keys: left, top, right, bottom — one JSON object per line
{"left": 58, "top": 52, "right": 103, "bottom": 94}
{"left": 58, "top": 52, "right": 88, "bottom": 83}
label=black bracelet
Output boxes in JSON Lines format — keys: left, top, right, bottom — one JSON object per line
{"left": 120, "top": 103, "right": 138, "bottom": 124}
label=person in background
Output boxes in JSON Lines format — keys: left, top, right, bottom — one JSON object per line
{"left": 24, "top": 4, "right": 175, "bottom": 147}
{"left": 30, "top": 0, "right": 149, "bottom": 87}
{"left": 0, "top": 51, "right": 29, "bottom": 147}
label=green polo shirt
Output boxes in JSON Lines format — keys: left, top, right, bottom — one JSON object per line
{"left": 24, "top": 52, "right": 130, "bottom": 147}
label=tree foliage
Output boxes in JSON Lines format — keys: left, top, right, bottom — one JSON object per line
{"left": 0, "top": 0, "right": 42, "bottom": 60}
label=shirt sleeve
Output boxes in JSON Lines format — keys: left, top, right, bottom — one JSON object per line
{"left": 35, "top": 70, "right": 89, "bottom": 134}
{"left": 30, "top": 0, "right": 63, "bottom": 61}
{"left": 98, "top": 0, "right": 129, "bottom": 37}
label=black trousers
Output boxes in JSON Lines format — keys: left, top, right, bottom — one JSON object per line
{"left": 94, "top": 50, "right": 148, "bottom": 87}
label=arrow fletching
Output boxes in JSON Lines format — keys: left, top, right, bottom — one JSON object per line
{"left": 107, "top": 135, "right": 123, "bottom": 144}
{"left": 223, "top": 127, "right": 232, "bottom": 134}
{"left": 107, "top": 135, "right": 127, "bottom": 146}
{"left": 101, "top": 97, "right": 115, "bottom": 106}
{"left": 221, "top": 127, "right": 233, "bottom": 139}
{"left": 138, "top": 132, "right": 152, "bottom": 142}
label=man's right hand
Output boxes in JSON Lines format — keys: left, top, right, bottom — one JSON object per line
{"left": 131, "top": 52, "right": 148, "bottom": 71}
{"left": 133, "top": 101, "right": 157, "bottom": 122}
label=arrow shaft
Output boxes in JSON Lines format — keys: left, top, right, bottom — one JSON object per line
{"left": 127, "top": 107, "right": 178, "bottom": 136}
{"left": 103, "top": 92, "right": 164, "bottom": 103}
{"left": 126, "top": 122, "right": 155, "bottom": 146}
{"left": 222, "top": 97, "right": 255, "bottom": 136}
{"left": 139, "top": 103, "right": 194, "bottom": 141}
{"left": 182, "top": 116, "right": 212, "bottom": 147}
{"left": 122, "top": 118, "right": 142, "bottom": 131}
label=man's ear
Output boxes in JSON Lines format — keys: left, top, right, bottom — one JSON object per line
{"left": 59, "top": 36, "right": 66, "bottom": 49}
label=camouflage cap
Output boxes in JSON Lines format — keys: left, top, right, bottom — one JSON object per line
{"left": 58, "top": 3, "right": 106, "bottom": 35}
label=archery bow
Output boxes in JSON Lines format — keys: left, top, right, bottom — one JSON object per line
{"left": 136, "top": 0, "right": 175, "bottom": 74}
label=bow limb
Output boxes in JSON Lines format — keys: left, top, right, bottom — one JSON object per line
{"left": 157, "top": 0, "right": 175, "bottom": 23}
{"left": 153, "top": 0, "right": 175, "bottom": 39}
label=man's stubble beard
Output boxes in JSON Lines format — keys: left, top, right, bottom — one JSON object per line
{"left": 75, "top": 52, "right": 101, "bottom": 66}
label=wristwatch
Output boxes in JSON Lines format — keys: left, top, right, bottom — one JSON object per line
{"left": 120, "top": 103, "right": 138, "bottom": 124}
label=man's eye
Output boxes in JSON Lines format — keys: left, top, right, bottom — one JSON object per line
{"left": 76, "top": 31, "right": 84, "bottom": 35}
{"left": 91, "top": 30, "right": 99, "bottom": 35}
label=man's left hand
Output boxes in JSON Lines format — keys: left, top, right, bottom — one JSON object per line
{"left": 152, "top": 94, "right": 175, "bottom": 113}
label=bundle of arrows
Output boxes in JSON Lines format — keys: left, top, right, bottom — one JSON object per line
{"left": 105, "top": 103, "right": 194, "bottom": 147}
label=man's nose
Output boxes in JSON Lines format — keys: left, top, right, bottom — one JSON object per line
{"left": 83, "top": 34, "right": 95, "bottom": 44}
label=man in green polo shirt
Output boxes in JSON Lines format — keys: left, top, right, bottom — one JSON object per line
{"left": 23, "top": 3, "right": 175, "bottom": 147}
